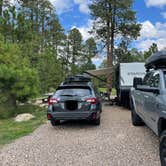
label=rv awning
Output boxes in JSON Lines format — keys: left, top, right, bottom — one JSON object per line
{"left": 85, "top": 67, "right": 113, "bottom": 76}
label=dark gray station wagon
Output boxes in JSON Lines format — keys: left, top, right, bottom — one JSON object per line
{"left": 47, "top": 84, "right": 102, "bottom": 126}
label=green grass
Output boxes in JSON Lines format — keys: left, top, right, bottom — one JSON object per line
{"left": 99, "top": 88, "right": 117, "bottom": 96}
{"left": 99, "top": 87, "right": 107, "bottom": 93}
{"left": 0, "top": 105, "right": 46, "bottom": 146}
{"left": 111, "top": 88, "right": 117, "bottom": 96}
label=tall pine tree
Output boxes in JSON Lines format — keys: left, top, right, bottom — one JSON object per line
{"left": 90, "top": 0, "right": 141, "bottom": 94}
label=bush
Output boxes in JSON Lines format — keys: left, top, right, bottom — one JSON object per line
{"left": 0, "top": 104, "right": 43, "bottom": 119}
{"left": 0, "top": 105, "right": 15, "bottom": 119}
{"left": 0, "top": 39, "right": 39, "bottom": 105}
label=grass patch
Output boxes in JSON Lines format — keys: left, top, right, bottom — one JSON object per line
{"left": 0, "top": 105, "right": 46, "bottom": 146}
{"left": 99, "top": 88, "right": 117, "bottom": 96}
{"left": 99, "top": 87, "right": 107, "bottom": 93}
{"left": 111, "top": 88, "right": 117, "bottom": 96}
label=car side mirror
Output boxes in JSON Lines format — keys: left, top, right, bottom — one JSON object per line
{"left": 133, "top": 77, "right": 143, "bottom": 89}
{"left": 148, "top": 87, "right": 160, "bottom": 94}
{"left": 151, "top": 88, "right": 160, "bottom": 94}
{"left": 137, "top": 86, "right": 160, "bottom": 94}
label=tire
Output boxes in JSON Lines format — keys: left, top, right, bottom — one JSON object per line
{"left": 50, "top": 119, "right": 60, "bottom": 126}
{"left": 117, "top": 91, "right": 122, "bottom": 106}
{"left": 117, "top": 91, "right": 129, "bottom": 107}
{"left": 131, "top": 100, "right": 144, "bottom": 126}
{"left": 160, "top": 130, "right": 166, "bottom": 166}
{"left": 93, "top": 116, "right": 101, "bottom": 126}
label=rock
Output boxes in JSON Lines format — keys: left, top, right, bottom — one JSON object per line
{"left": 14, "top": 113, "right": 35, "bottom": 122}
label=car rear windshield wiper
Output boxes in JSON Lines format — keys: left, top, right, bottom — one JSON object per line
{"left": 60, "top": 94, "right": 78, "bottom": 97}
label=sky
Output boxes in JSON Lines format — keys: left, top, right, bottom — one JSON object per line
{"left": 49, "top": 0, "right": 166, "bottom": 66}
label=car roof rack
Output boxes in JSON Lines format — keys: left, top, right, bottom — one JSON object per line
{"left": 145, "top": 50, "right": 166, "bottom": 70}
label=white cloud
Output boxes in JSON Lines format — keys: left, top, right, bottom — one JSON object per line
{"left": 75, "top": 19, "right": 94, "bottom": 41}
{"left": 145, "top": 0, "right": 166, "bottom": 7}
{"left": 49, "top": 0, "right": 73, "bottom": 14}
{"left": 161, "top": 12, "right": 166, "bottom": 18}
{"left": 140, "top": 20, "right": 157, "bottom": 38}
{"left": 92, "top": 56, "right": 106, "bottom": 68}
{"left": 137, "top": 38, "right": 166, "bottom": 51}
{"left": 49, "top": 0, "right": 91, "bottom": 14}
{"left": 79, "top": 4, "right": 90, "bottom": 14}
{"left": 73, "top": 0, "right": 91, "bottom": 14}
{"left": 136, "top": 20, "right": 166, "bottom": 51}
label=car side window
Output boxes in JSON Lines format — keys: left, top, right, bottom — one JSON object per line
{"left": 149, "top": 72, "right": 160, "bottom": 88}
{"left": 143, "top": 72, "right": 153, "bottom": 85}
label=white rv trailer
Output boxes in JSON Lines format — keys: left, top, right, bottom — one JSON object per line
{"left": 115, "top": 63, "right": 146, "bottom": 106}
{"left": 86, "top": 63, "right": 146, "bottom": 106}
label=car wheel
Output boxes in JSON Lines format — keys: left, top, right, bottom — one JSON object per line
{"left": 50, "top": 119, "right": 60, "bottom": 126}
{"left": 93, "top": 116, "right": 100, "bottom": 126}
{"left": 117, "top": 92, "right": 122, "bottom": 106}
{"left": 160, "top": 130, "right": 166, "bottom": 166}
{"left": 131, "top": 101, "right": 144, "bottom": 126}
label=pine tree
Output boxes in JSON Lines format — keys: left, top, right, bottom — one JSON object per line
{"left": 68, "top": 28, "right": 83, "bottom": 73}
{"left": 90, "top": 0, "right": 141, "bottom": 94}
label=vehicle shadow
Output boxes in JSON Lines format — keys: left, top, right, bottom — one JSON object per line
{"left": 52, "top": 120, "right": 99, "bottom": 129}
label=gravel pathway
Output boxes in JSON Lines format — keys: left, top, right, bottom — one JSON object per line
{"left": 0, "top": 105, "right": 160, "bottom": 166}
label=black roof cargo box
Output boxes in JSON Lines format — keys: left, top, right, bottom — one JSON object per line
{"left": 63, "top": 75, "right": 92, "bottom": 85}
{"left": 145, "top": 50, "right": 166, "bottom": 70}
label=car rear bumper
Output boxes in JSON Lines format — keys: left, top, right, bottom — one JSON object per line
{"left": 47, "top": 110, "right": 100, "bottom": 120}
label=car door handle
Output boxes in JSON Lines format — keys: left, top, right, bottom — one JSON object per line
{"left": 156, "top": 103, "right": 160, "bottom": 109}
{"left": 144, "top": 95, "right": 149, "bottom": 98}
{"left": 136, "top": 92, "right": 141, "bottom": 95}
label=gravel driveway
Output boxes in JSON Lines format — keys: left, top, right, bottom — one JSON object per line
{"left": 0, "top": 105, "right": 160, "bottom": 166}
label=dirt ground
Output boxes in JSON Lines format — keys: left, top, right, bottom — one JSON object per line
{"left": 0, "top": 105, "right": 160, "bottom": 166}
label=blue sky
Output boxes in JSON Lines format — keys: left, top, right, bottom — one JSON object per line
{"left": 50, "top": 0, "right": 166, "bottom": 66}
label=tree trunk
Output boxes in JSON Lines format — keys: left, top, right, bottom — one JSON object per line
{"left": 9, "top": 94, "right": 17, "bottom": 107}
{"left": 35, "top": 4, "right": 39, "bottom": 32}
{"left": 106, "top": 20, "right": 112, "bottom": 96}
{"left": 111, "top": 3, "right": 116, "bottom": 85}
{"left": 0, "top": 0, "right": 3, "bottom": 16}
{"left": 31, "top": 9, "right": 34, "bottom": 31}
{"left": 42, "top": 16, "right": 45, "bottom": 35}
{"left": 106, "top": 2, "right": 116, "bottom": 97}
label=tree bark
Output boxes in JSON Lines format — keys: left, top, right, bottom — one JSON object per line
{"left": 35, "top": 3, "right": 39, "bottom": 32}
{"left": 31, "top": 9, "right": 34, "bottom": 31}
{"left": 106, "top": 2, "right": 116, "bottom": 97}
{"left": 0, "top": 0, "right": 3, "bottom": 16}
{"left": 42, "top": 16, "right": 45, "bottom": 34}
{"left": 9, "top": 94, "right": 17, "bottom": 107}
{"left": 106, "top": 20, "right": 112, "bottom": 96}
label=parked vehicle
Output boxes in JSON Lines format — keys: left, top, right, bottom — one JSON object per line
{"left": 130, "top": 50, "right": 166, "bottom": 166}
{"left": 115, "top": 63, "right": 146, "bottom": 107}
{"left": 47, "top": 76, "right": 102, "bottom": 126}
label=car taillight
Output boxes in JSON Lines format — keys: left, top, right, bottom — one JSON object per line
{"left": 48, "top": 98, "right": 58, "bottom": 106}
{"left": 47, "top": 113, "right": 52, "bottom": 120}
{"left": 86, "top": 98, "right": 97, "bottom": 104}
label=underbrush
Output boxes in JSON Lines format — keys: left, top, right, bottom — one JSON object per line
{"left": 0, "top": 104, "right": 46, "bottom": 146}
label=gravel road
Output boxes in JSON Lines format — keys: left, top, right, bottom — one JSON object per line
{"left": 0, "top": 105, "right": 160, "bottom": 166}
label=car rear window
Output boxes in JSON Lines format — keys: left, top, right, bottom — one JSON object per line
{"left": 55, "top": 86, "right": 92, "bottom": 97}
